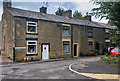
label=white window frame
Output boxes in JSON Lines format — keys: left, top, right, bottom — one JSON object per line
{"left": 105, "top": 29, "right": 109, "bottom": 33}
{"left": 116, "top": 31, "right": 119, "bottom": 34}
{"left": 27, "top": 21, "right": 37, "bottom": 33}
{"left": 27, "top": 40, "right": 37, "bottom": 54}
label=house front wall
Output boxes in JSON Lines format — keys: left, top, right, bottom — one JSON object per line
{"left": 2, "top": 10, "right": 107, "bottom": 62}
{"left": 14, "top": 17, "right": 64, "bottom": 61}
{"left": 13, "top": 16, "right": 107, "bottom": 61}
{"left": 2, "top": 9, "right": 15, "bottom": 59}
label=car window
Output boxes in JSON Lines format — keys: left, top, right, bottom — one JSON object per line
{"left": 113, "top": 48, "right": 120, "bottom": 51}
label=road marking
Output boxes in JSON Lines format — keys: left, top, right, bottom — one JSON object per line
{"left": 69, "top": 62, "right": 119, "bottom": 79}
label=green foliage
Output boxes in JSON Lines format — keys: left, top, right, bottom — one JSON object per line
{"left": 83, "top": 50, "right": 97, "bottom": 56}
{"left": 90, "top": 1, "right": 120, "bottom": 29}
{"left": 101, "top": 55, "right": 120, "bottom": 67}
{"left": 55, "top": 7, "right": 65, "bottom": 16}
{"left": 73, "top": 10, "right": 85, "bottom": 20}
{"left": 109, "top": 28, "right": 120, "bottom": 45}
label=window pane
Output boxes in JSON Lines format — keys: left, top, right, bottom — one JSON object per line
{"left": 88, "top": 29, "right": 93, "bottom": 37}
{"left": 28, "top": 45, "right": 36, "bottom": 54}
{"left": 63, "top": 41, "right": 69, "bottom": 53}
{"left": 63, "top": 26, "right": 69, "bottom": 30}
{"left": 28, "top": 26, "right": 36, "bottom": 33}
{"left": 63, "top": 30, "right": 69, "bottom": 35}
{"left": 88, "top": 29, "right": 92, "bottom": 32}
{"left": 88, "top": 42, "right": 93, "bottom": 51}
{"left": 105, "top": 29, "right": 109, "bottom": 33}
{"left": 63, "top": 27, "right": 69, "bottom": 35}
{"left": 28, "top": 22, "right": 37, "bottom": 25}
{"left": 89, "top": 45, "right": 92, "bottom": 51}
{"left": 106, "top": 33, "right": 109, "bottom": 38}
{"left": 88, "top": 32, "right": 92, "bottom": 37}
{"left": 28, "top": 42, "right": 36, "bottom": 44}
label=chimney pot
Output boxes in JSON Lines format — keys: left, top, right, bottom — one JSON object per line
{"left": 85, "top": 12, "right": 92, "bottom": 21}
{"left": 3, "top": 0, "right": 11, "bottom": 11}
{"left": 63, "top": 10, "right": 72, "bottom": 18}
{"left": 40, "top": 6, "right": 47, "bottom": 14}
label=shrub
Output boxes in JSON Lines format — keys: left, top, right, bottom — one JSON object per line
{"left": 83, "top": 50, "right": 96, "bottom": 56}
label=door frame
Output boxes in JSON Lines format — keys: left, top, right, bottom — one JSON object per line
{"left": 73, "top": 43, "right": 79, "bottom": 57}
{"left": 41, "top": 43, "right": 50, "bottom": 60}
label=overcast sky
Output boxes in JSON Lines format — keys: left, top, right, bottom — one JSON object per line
{"left": 0, "top": 0, "right": 109, "bottom": 23}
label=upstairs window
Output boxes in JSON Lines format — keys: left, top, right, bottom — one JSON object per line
{"left": 62, "top": 26, "right": 70, "bottom": 35}
{"left": 27, "top": 21, "right": 37, "bottom": 33}
{"left": 116, "top": 31, "right": 119, "bottom": 35}
{"left": 105, "top": 29, "right": 109, "bottom": 33}
{"left": 88, "top": 28, "right": 93, "bottom": 37}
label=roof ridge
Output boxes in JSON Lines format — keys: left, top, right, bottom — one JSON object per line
{"left": 6, "top": 7, "right": 116, "bottom": 29}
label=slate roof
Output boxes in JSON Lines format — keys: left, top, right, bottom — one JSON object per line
{"left": 7, "top": 7, "right": 116, "bottom": 29}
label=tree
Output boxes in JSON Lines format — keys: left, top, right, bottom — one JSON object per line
{"left": 91, "top": 1, "right": 120, "bottom": 46}
{"left": 73, "top": 10, "right": 85, "bottom": 20}
{"left": 109, "top": 28, "right": 120, "bottom": 46}
{"left": 90, "top": 1, "right": 120, "bottom": 29}
{"left": 55, "top": 7, "right": 65, "bottom": 16}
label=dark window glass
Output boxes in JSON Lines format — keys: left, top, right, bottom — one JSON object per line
{"left": 28, "top": 26, "right": 36, "bottom": 33}
{"left": 88, "top": 29, "right": 93, "bottom": 37}
{"left": 28, "top": 45, "right": 36, "bottom": 54}
{"left": 62, "top": 26, "right": 69, "bottom": 35}
{"left": 88, "top": 42, "right": 93, "bottom": 51}
{"left": 63, "top": 41, "right": 70, "bottom": 53}
{"left": 105, "top": 33, "right": 109, "bottom": 38}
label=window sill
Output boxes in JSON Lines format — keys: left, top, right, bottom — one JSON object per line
{"left": 26, "top": 53, "right": 38, "bottom": 56}
{"left": 26, "top": 33, "right": 38, "bottom": 35}
{"left": 63, "top": 53, "right": 70, "bottom": 54}
{"left": 63, "top": 35, "right": 71, "bottom": 36}
{"left": 88, "top": 36, "right": 93, "bottom": 38}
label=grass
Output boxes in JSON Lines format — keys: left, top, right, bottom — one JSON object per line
{"left": 101, "top": 55, "right": 120, "bottom": 67}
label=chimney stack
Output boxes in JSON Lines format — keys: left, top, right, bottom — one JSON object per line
{"left": 40, "top": 6, "right": 47, "bottom": 14}
{"left": 63, "top": 10, "right": 72, "bottom": 18}
{"left": 3, "top": 0, "right": 11, "bottom": 11}
{"left": 85, "top": 12, "right": 92, "bottom": 21}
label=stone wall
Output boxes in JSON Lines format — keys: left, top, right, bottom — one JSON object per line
{"left": 2, "top": 9, "right": 107, "bottom": 62}
{"left": 1, "top": 9, "right": 15, "bottom": 59}
{"left": 0, "top": 21, "right": 2, "bottom": 54}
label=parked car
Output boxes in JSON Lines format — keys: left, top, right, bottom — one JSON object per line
{"left": 108, "top": 47, "right": 114, "bottom": 54}
{"left": 110, "top": 47, "right": 120, "bottom": 56}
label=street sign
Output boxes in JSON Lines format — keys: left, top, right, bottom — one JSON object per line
{"left": 15, "top": 47, "right": 26, "bottom": 49}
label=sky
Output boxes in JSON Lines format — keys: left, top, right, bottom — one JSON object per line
{"left": 0, "top": 0, "right": 109, "bottom": 23}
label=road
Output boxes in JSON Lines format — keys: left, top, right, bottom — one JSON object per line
{"left": 1, "top": 57, "right": 100, "bottom": 79}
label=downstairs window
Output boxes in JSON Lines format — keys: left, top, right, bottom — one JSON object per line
{"left": 27, "top": 41, "right": 37, "bottom": 54}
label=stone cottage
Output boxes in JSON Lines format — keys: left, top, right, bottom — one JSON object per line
{"left": 1, "top": 0, "right": 116, "bottom": 62}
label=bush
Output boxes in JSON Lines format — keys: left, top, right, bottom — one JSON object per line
{"left": 83, "top": 50, "right": 96, "bottom": 56}
{"left": 101, "top": 55, "right": 120, "bottom": 67}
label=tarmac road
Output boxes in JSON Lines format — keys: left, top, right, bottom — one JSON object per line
{"left": 1, "top": 57, "right": 101, "bottom": 79}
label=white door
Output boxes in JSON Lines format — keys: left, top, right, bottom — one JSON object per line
{"left": 42, "top": 44, "right": 49, "bottom": 60}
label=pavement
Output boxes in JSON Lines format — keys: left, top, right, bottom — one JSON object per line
{"left": 69, "top": 60, "right": 120, "bottom": 80}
